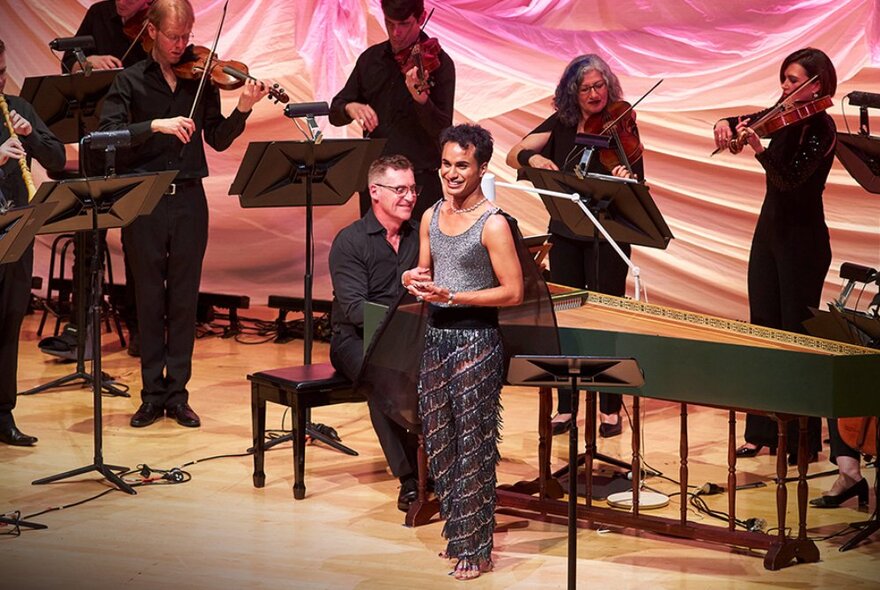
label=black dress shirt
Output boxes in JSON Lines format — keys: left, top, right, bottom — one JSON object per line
{"left": 329, "top": 209, "right": 420, "bottom": 339}
{"left": 0, "top": 95, "right": 66, "bottom": 208}
{"left": 329, "top": 34, "right": 455, "bottom": 172}
{"left": 61, "top": 0, "right": 149, "bottom": 72}
{"left": 98, "top": 49, "right": 250, "bottom": 179}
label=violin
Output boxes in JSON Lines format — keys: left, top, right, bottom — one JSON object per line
{"left": 724, "top": 95, "right": 833, "bottom": 154}
{"left": 172, "top": 45, "right": 289, "bottom": 104}
{"left": 581, "top": 100, "right": 644, "bottom": 173}
{"left": 394, "top": 37, "right": 442, "bottom": 95}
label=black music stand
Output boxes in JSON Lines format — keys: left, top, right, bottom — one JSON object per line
{"left": 508, "top": 356, "right": 644, "bottom": 590}
{"left": 30, "top": 171, "right": 175, "bottom": 495}
{"left": 836, "top": 132, "right": 880, "bottom": 194}
{"left": 20, "top": 70, "right": 121, "bottom": 391}
{"left": 230, "top": 138, "right": 384, "bottom": 454}
{"left": 0, "top": 204, "right": 58, "bottom": 531}
{"left": 20, "top": 71, "right": 118, "bottom": 144}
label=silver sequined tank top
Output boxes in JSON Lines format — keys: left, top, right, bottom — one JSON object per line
{"left": 429, "top": 201, "right": 500, "bottom": 304}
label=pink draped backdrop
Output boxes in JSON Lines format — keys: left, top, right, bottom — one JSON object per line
{"left": 2, "top": 0, "right": 878, "bottom": 322}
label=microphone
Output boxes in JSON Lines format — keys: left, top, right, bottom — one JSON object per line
{"left": 848, "top": 91, "right": 880, "bottom": 110}
{"left": 480, "top": 172, "right": 496, "bottom": 202}
{"left": 283, "top": 102, "right": 329, "bottom": 143}
{"left": 85, "top": 130, "right": 132, "bottom": 149}
{"left": 48, "top": 35, "right": 96, "bottom": 52}
{"left": 283, "top": 102, "right": 331, "bottom": 118}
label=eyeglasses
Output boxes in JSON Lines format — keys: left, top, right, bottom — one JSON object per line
{"left": 159, "top": 29, "right": 193, "bottom": 44}
{"left": 578, "top": 80, "right": 607, "bottom": 94}
{"left": 374, "top": 183, "right": 421, "bottom": 197}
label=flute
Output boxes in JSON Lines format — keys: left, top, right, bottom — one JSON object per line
{"left": 0, "top": 94, "right": 37, "bottom": 202}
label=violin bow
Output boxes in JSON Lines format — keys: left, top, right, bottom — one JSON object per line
{"left": 188, "top": 0, "right": 229, "bottom": 120}
{"left": 600, "top": 78, "right": 663, "bottom": 136}
{"left": 120, "top": 17, "right": 150, "bottom": 64}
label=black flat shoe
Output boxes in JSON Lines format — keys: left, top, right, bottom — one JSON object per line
{"left": 598, "top": 421, "right": 622, "bottom": 438}
{"left": 810, "top": 478, "right": 869, "bottom": 508}
{"left": 130, "top": 402, "right": 164, "bottom": 427}
{"left": 166, "top": 403, "right": 201, "bottom": 428}
{"left": 0, "top": 424, "right": 38, "bottom": 446}
{"left": 397, "top": 477, "right": 418, "bottom": 512}
{"left": 735, "top": 444, "right": 776, "bottom": 458}
{"left": 551, "top": 415, "right": 572, "bottom": 436}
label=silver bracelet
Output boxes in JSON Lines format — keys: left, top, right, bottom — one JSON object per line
{"left": 447, "top": 292, "right": 455, "bottom": 305}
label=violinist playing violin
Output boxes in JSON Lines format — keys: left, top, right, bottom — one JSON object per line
{"left": 507, "top": 54, "right": 641, "bottom": 439}
{"left": 98, "top": 0, "right": 271, "bottom": 430}
{"left": 330, "top": 0, "right": 455, "bottom": 220}
{"left": 713, "top": 48, "right": 837, "bottom": 468}
{"left": 62, "top": 1, "right": 152, "bottom": 73}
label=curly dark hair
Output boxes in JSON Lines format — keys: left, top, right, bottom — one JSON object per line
{"left": 553, "top": 54, "right": 624, "bottom": 127}
{"left": 381, "top": 0, "right": 424, "bottom": 21}
{"left": 440, "top": 124, "right": 494, "bottom": 166}
{"left": 780, "top": 47, "right": 837, "bottom": 98}
{"left": 0, "top": 38, "right": 5, "bottom": 55}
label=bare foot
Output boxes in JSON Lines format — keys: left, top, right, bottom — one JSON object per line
{"left": 451, "top": 558, "right": 493, "bottom": 581}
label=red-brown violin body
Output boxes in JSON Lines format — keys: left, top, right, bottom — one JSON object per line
{"left": 173, "top": 45, "right": 289, "bottom": 104}
{"left": 394, "top": 37, "right": 441, "bottom": 94}
{"left": 582, "top": 100, "right": 644, "bottom": 171}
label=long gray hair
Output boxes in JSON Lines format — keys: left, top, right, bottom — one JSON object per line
{"left": 553, "top": 54, "right": 624, "bottom": 127}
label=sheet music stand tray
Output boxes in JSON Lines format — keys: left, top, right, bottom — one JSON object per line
{"left": 0, "top": 204, "right": 56, "bottom": 265}
{"left": 508, "top": 355, "right": 644, "bottom": 590}
{"left": 20, "top": 71, "right": 118, "bottom": 145}
{"left": 29, "top": 171, "right": 175, "bottom": 494}
{"left": 525, "top": 167, "right": 672, "bottom": 250}
{"left": 230, "top": 138, "right": 385, "bottom": 364}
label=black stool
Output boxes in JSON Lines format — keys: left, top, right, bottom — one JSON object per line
{"left": 249, "top": 363, "right": 364, "bottom": 499}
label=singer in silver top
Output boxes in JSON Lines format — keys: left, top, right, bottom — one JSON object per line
{"left": 403, "top": 124, "right": 522, "bottom": 581}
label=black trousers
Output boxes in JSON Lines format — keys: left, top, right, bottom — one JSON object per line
{"left": 121, "top": 183, "right": 208, "bottom": 408}
{"left": 743, "top": 219, "right": 831, "bottom": 452}
{"left": 549, "top": 233, "right": 630, "bottom": 415}
{"left": 330, "top": 329, "right": 418, "bottom": 479}
{"left": 827, "top": 418, "right": 861, "bottom": 465}
{"left": 0, "top": 247, "right": 33, "bottom": 425}
{"left": 358, "top": 169, "right": 442, "bottom": 223}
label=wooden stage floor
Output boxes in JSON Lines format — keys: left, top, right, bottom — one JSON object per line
{"left": 2, "top": 311, "right": 879, "bottom": 589}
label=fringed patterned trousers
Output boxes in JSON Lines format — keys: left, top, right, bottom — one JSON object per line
{"left": 418, "top": 323, "right": 503, "bottom": 565}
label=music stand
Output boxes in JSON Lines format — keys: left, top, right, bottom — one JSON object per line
{"left": 230, "top": 138, "right": 384, "bottom": 454}
{"left": 836, "top": 133, "right": 880, "bottom": 194}
{"left": 29, "top": 171, "right": 175, "bottom": 495}
{"left": 508, "top": 356, "right": 644, "bottom": 590}
{"left": 230, "top": 138, "right": 385, "bottom": 363}
{"left": 20, "top": 70, "right": 121, "bottom": 392}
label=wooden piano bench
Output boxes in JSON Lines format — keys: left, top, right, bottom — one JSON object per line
{"left": 248, "top": 363, "right": 364, "bottom": 499}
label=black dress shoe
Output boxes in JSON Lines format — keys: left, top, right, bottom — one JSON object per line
{"left": 397, "top": 477, "right": 419, "bottom": 512}
{"left": 810, "top": 478, "right": 869, "bottom": 508}
{"left": 0, "top": 424, "right": 38, "bottom": 446}
{"left": 599, "top": 421, "right": 622, "bottom": 438}
{"left": 130, "top": 402, "right": 164, "bottom": 427}
{"left": 166, "top": 403, "right": 201, "bottom": 428}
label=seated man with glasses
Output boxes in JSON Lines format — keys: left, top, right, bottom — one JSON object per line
{"left": 329, "top": 154, "right": 423, "bottom": 512}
